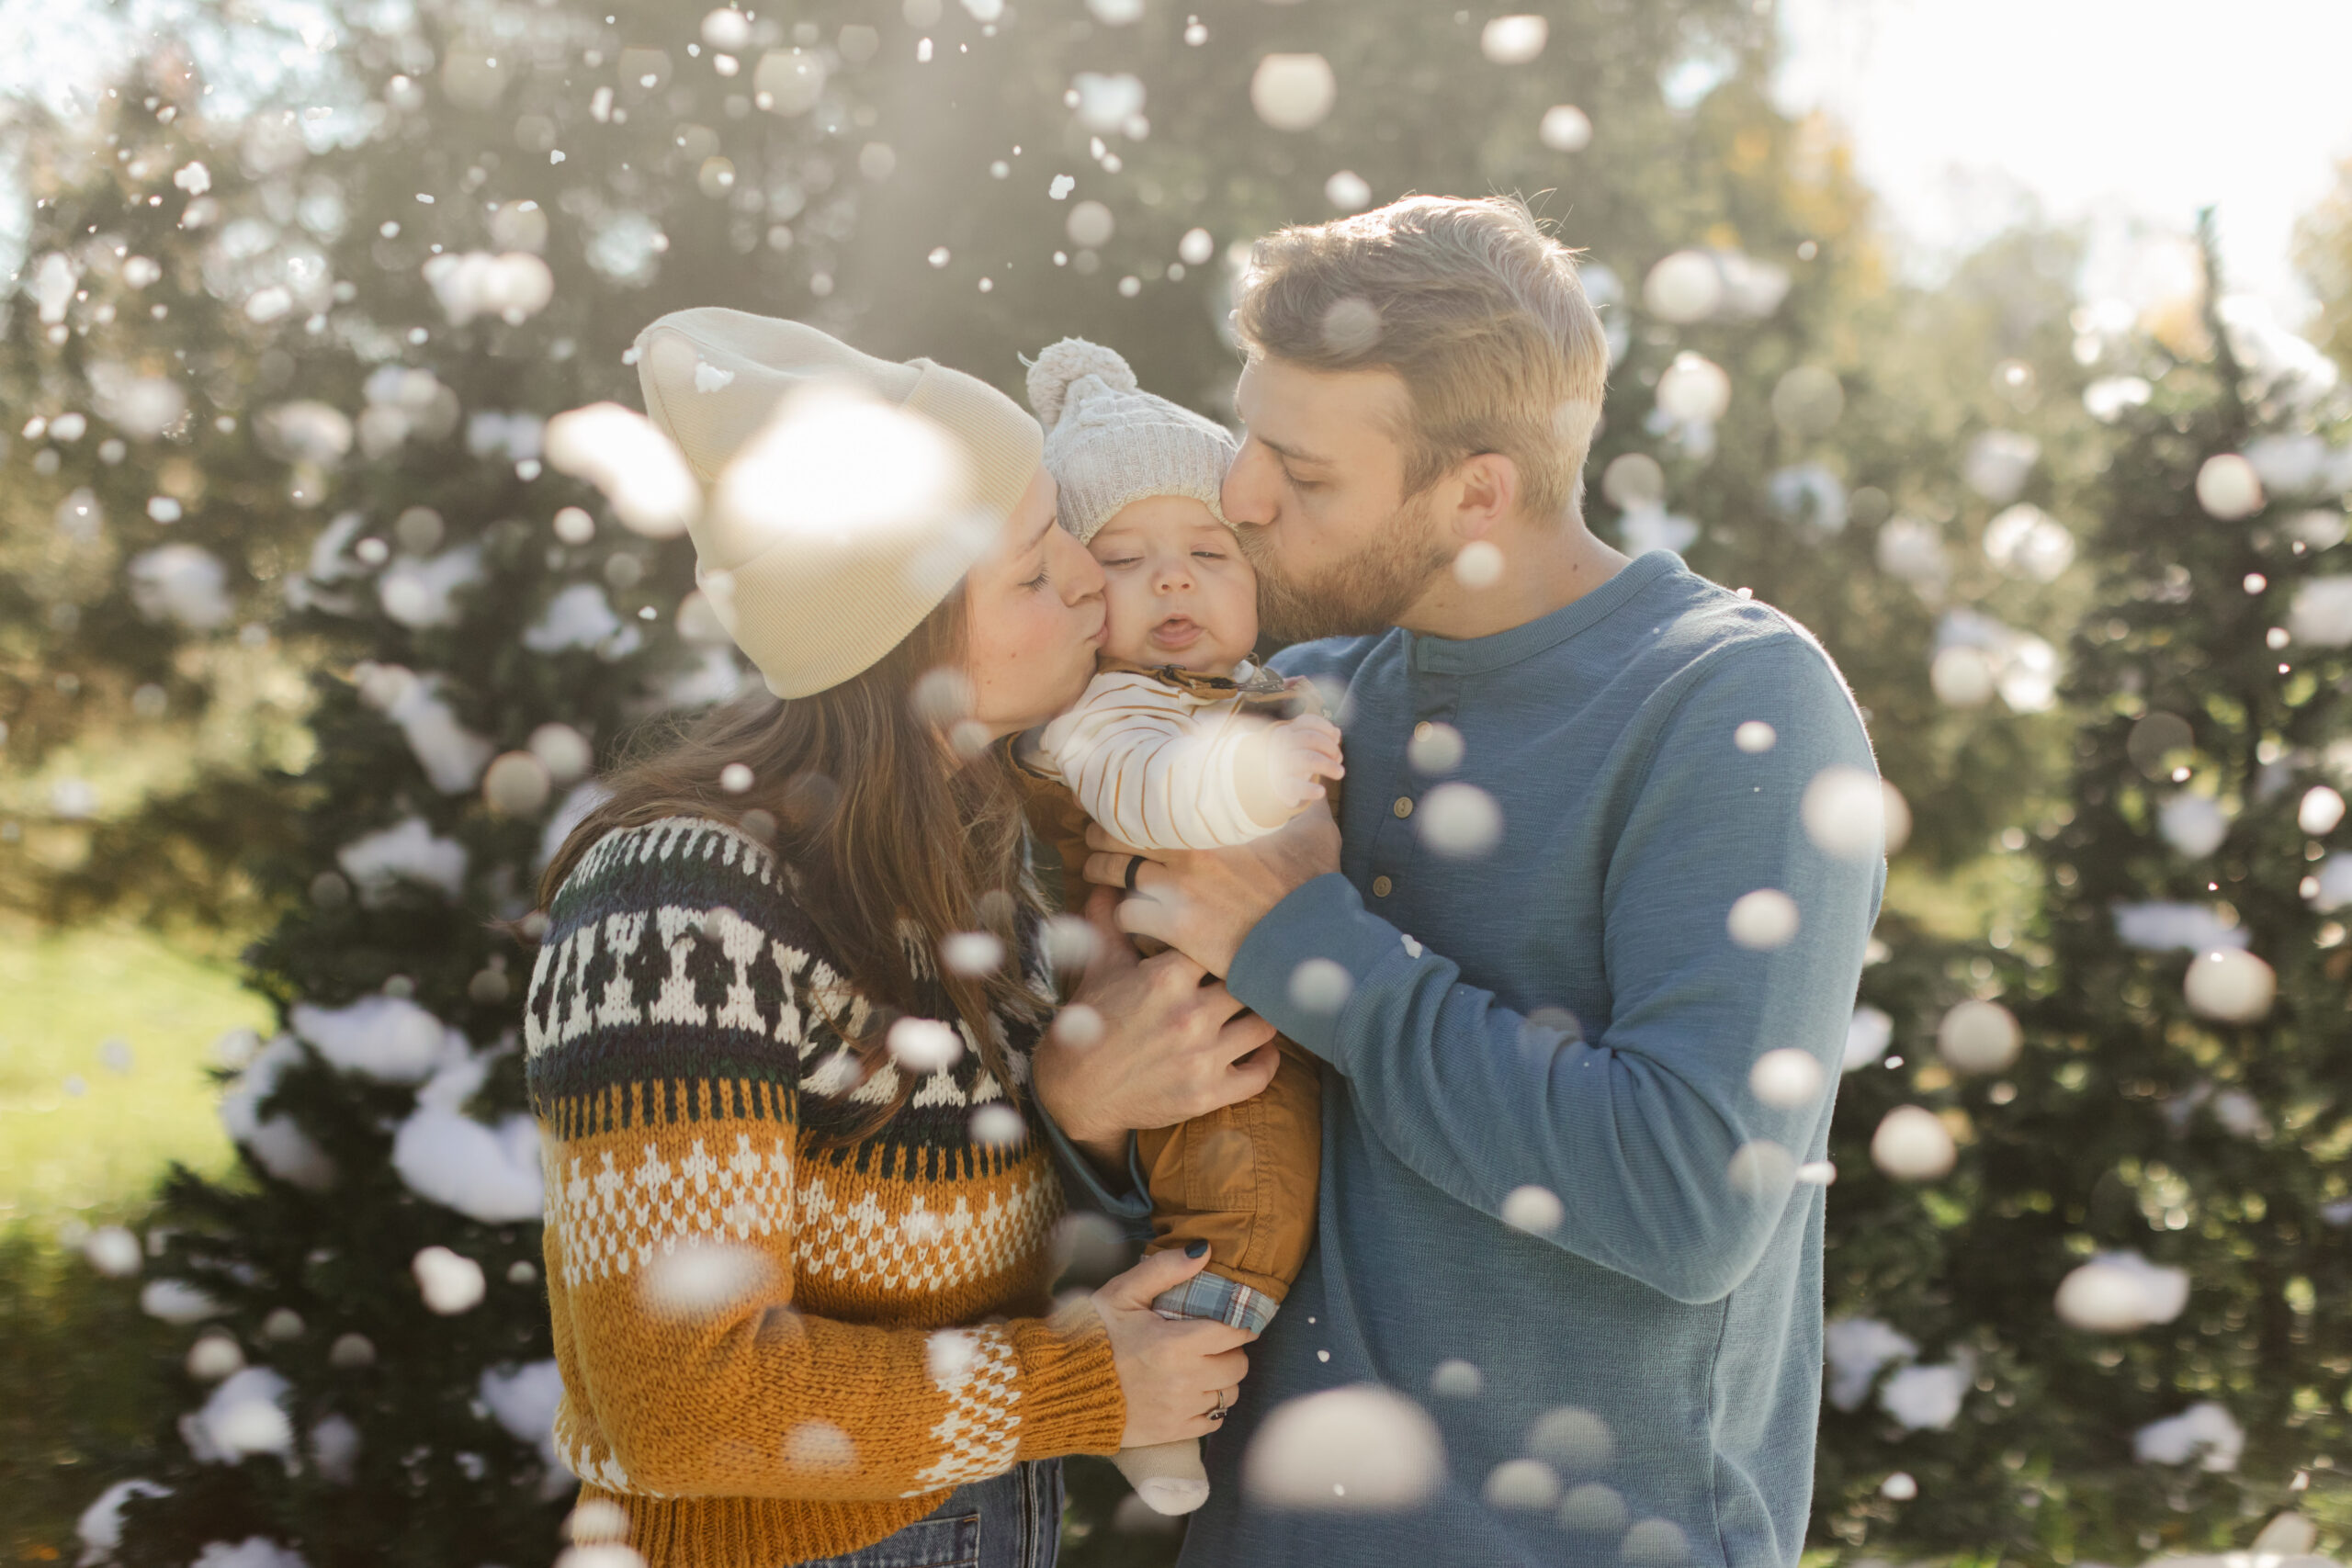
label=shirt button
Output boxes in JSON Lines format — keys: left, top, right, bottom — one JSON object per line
{"left": 1392, "top": 795, "right": 1414, "bottom": 818}
{"left": 1372, "top": 875, "right": 1394, "bottom": 897}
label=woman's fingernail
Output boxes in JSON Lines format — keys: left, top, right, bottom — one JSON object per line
{"left": 1184, "top": 1240, "right": 1209, "bottom": 1258}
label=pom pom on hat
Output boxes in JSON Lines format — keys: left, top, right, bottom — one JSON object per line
{"left": 1024, "top": 336, "right": 1239, "bottom": 544}
{"left": 1026, "top": 337, "right": 1138, "bottom": 428}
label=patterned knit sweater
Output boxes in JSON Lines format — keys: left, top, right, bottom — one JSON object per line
{"left": 524, "top": 817, "right": 1125, "bottom": 1566}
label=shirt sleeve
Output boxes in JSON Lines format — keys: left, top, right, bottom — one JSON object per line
{"left": 1223, "top": 637, "right": 1885, "bottom": 1305}
{"left": 1031, "top": 1111, "right": 1157, "bottom": 1235}
{"left": 1038, "top": 673, "right": 1282, "bottom": 851}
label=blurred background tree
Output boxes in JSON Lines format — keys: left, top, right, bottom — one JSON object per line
{"left": 1, "top": 0, "right": 2346, "bottom": 1565}
{"left": 2296, "top": 159, "right": 2352, "bottom": 376}
{"left": 1818, "top": 220, "right": 2352, "bottom": 1562}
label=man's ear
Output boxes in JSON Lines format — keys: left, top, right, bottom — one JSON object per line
{"left": 1447, "top": 452, "right": 1520, "bottom": 541}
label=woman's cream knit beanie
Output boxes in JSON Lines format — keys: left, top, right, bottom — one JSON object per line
{"left": 1025, "top": 339, "right": 1238, "bottom": 543}
{"left": 635, "top": 307, "right": 1043, "bottom": 698}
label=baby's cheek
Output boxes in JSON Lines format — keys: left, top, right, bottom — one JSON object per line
{"left": 1097, "top": 577, "right": 1154, "bottom": 655}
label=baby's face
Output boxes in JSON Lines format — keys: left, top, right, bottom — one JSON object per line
{"left": 1088, "top": 495, "right": 1259, "bottom": 672}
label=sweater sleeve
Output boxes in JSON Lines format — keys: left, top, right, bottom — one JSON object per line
{"left": 1034, "top": 672, "right": 1281, "bottom": 851}
{"left": 549, "top": 1222, "right": 1119, "bottom": 1503}
{"left": 527, "top": 824, "right": 1125, "bottom": 1505}
{"left": 1224, "top": 638, "right": 1885, "bottom": 1305}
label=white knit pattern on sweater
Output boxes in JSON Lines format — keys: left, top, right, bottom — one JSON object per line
{"left": 1027, "top": 665, "right": 1283, "bottom": 851}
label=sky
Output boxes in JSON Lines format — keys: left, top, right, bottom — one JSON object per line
{"left": 0, "top": 0, "right": 345, "bottom": 285}
{"left": 6, "top": 0, "right": 2352, "bottom": 325}
{"left": 1774, "top": 0, "right": 2352, "bottom": 320}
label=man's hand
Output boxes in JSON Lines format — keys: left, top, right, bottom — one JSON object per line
{"left": 1031, "top": 887, "right": 1283, "bottom": 1160}
{"left": 1082, "top": 802, "right": 1341, "bottom": 977}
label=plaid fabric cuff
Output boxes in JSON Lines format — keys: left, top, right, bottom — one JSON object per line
{"left": 1152, "top": 1273, "right": 1280, "bottom": 1334}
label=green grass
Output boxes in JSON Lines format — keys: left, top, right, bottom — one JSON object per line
{"left": 1, "top": 1228, "right": 187, "bottom": 1562}
{"left": 0, "top": 920, "right": 271, "bottom": 1226}
{"left": 0, "top": 922, "right": 271, "bottom": 1561}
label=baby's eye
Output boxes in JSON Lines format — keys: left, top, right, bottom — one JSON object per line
{"left": 1193, "top": 549, "right": 1227, "bottom": 561}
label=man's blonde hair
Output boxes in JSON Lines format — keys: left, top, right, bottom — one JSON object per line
{"left": 1233, "top": 194, "right": 1610, "bottom": 525}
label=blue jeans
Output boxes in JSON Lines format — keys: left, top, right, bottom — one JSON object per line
{"left": 791, "top": 1461, "right": 1063, "bottom": 1568}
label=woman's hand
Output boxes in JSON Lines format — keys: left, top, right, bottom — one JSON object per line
{"left": 1032, "top": 888, "right": 1282, "bottom": 1160}
{"left": 1093, "top": 1245, "right": 1255, "bottom": 1448}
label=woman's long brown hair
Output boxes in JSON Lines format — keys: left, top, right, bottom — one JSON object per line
{"left": 537, "top": 592, "right": 1047, "bottom": 1134}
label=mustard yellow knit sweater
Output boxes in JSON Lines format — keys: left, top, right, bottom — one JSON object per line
{"left": 524, "top": 817, "right": 1125, "bottom": 1565}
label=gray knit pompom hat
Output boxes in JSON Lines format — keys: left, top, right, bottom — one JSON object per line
{"left": 1024, "top": 339, "right": 1239, "bottom": 544}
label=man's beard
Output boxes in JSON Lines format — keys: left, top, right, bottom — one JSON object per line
{"left": 1238, "top": 495, "right": 1454, "bottom": 644}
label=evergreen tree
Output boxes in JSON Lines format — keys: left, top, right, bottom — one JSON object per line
{"left": 2294, "top": 156, "right": 2352, "bottom": 378}
{"left": 28, "top": 5, "right": 852, "bottom": 1562}
{"left": 0, "top": 66, "right": 333, "bottom": 937}
{"left": 1817, "top": 218, "right": 2352, "bottom": 1562}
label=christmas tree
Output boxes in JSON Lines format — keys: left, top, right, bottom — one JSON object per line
{"left": 20, "top": 4, "right": 843, "bottom": 1562}
{"left": 1815, "top": 216, "right": 2352, "bottom": 1561}
{"left": 0, "top": 67, "right": 330, "bottom": 937}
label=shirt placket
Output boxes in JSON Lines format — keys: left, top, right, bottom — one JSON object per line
{"left": 1359, "top": 668, "right": 1460, "bottom": 910}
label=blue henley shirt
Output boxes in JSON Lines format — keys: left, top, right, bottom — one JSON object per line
{"left": 1174, "top": 550, "right": 1885, "bottom": 1568}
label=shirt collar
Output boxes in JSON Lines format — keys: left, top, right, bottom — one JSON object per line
{"left": 1404, "top": 549, "right": 1683, "bottom": 676}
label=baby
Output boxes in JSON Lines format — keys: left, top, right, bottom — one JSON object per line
{"left": 1015, "top": 339, "right": 1338, "bottom": 1515}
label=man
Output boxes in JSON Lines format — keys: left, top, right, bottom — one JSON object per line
{"left": 1042, "top": 195, "right": 1884, "bottom": 1566}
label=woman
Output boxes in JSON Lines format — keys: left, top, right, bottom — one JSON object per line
{"left": 526, "top": 310, "right": 1277, "bottom": 1568}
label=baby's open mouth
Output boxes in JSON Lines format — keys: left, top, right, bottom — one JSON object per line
{"left": 1149, "top": 615, "right": 1204, "bottom": 651}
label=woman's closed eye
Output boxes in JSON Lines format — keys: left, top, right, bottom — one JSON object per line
{"left": 1020, "top": 564, "right": 1052, "bottom": 590}
{"left": 1096, "top": 555, "right": 1142, "bottom": 570}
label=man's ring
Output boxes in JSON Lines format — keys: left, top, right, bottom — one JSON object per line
{"left": 1208, "top": 1390, "right": 1227, "bottom": 1422}
{"left": 1123, "top": 854, "right": 1145, "bottom": 892}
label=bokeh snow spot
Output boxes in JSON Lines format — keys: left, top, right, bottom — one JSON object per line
{"left": 1250, "top": 54, "right": 1336, "bottom": 131}
{"left": 1934, "top": 999, "right": 2020, "bottom": 1076}
{"left": 183, "top": 1368, "right": 294, "bottom": 1463}
{"left": 2055, "top": 1251, "right": 2189, "bottom": 1333}
{"left": 1499, "top": 1184, "right": 1563, "bottom": 1235}
{"left": 2183, "top": 949, "right": 2276, "bottom": 1023}
{"left": 1286, "top": 958, "right": 1352, "bottom": 1015}
{"left": 1417, "top": 782, "right": 1502, "bottom": 858}
{"left": 413, "top": 1246, "right": 487, "bottom": 1315}
{"left": 1726, "top": 889, "right": 1799, "bottom": 950}
{"left": 2134, "top": 1402, "right": 2244, "bottom": 1472}
{"left": 1870, "top": 1106, "right": 1954, "bottom": 1180}
{"left": 1748, "top": 1049, "right": 1824, "bottom": 1109}
{"left": 1824, "top": 1317, "right": 1917, "bottom": 1411}
{"left": 1241, "top": 1384, "right": 1443, "bottom": 1510}
{"left": 640, "top": 1241, "right": 776, "bottom": 1320}
{"left": 1842, "top": 1005, "right": 1893, "bottom": 1072}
